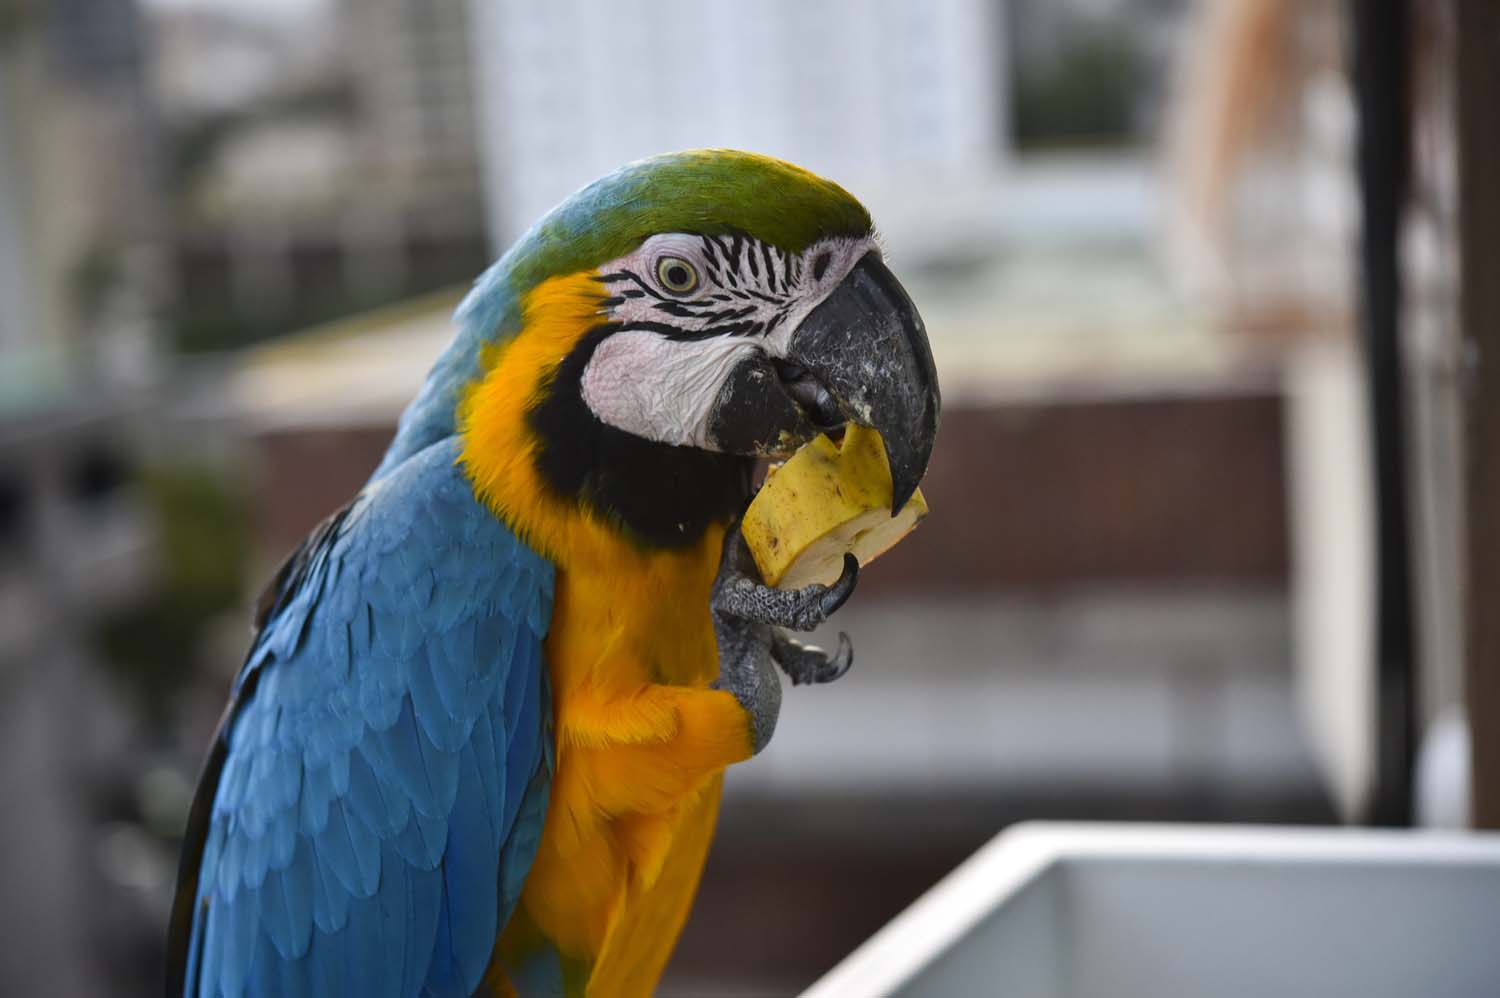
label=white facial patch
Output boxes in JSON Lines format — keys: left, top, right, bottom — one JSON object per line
{"left": 580, "top": 231, "right": 881, "bottom": 451}
{"left": 581, "top": 330, "right": 759, "bottom": 448}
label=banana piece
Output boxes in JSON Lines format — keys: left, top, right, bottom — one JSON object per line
{"left": 742, "top": 423, "right": 929, "bottom": 590}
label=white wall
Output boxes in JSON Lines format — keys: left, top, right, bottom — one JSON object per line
{"left": 1287, "top": 341, "right": 1376, "bottom": 821}
{"left": 468, "top": 0, "right": 1006, "bottom": 247}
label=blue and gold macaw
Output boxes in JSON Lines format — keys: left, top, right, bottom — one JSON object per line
{"left": 166, "top": 150, "right": 939, "bottom": 997}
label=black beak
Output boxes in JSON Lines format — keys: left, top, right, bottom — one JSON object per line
{"left": 783, "top": 252, "right": 940, "bottom": 513}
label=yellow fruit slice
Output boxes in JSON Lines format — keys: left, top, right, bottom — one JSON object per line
{"left": 741, "top": 423, "right": 929, "bottom": 590}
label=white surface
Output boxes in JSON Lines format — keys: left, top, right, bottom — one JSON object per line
{"left": 1286, "top": 341, "right": 1375, "bottom": 821}
{"left": 806, "top": 822, "right": 1500, "bottom": 998}
{"left": 469, "top": 0, "right": 1003, "bottom": 246}
{"left": 726, "top": 592, "right": 1309, "bottom": 797}
{"left": 1416, "top": 707, "right": 1471, "bottom": 830}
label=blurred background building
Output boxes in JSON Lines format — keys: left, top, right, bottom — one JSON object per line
{"left": 0, "top": 0, "right": 1481, "bottom": 995}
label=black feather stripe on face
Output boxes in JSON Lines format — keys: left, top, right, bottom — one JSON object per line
{"left": 598, "top": 240, "right": 798, "bottom": 342}
{"left": 526, "top": 324, "right": 751, "bottom": 549}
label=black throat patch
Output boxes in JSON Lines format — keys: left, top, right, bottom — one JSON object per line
{"left": 526, "top": 325, "right": 753, "bottom": 550}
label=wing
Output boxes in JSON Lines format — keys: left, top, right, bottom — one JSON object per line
{"left": 166, "top": 439, "right": 556, "bottom": 998}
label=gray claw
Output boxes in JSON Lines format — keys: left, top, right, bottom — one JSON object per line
{"left": 772, "top": 631, "right": 854, "bottom": 686}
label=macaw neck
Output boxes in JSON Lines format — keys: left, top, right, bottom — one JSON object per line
{"left": 457, "top": 271, "right": 750, "bottom": 565}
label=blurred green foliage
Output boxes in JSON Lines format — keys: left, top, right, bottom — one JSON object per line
{"left": 92, "top": 467, "right": 250, "bottom": 723}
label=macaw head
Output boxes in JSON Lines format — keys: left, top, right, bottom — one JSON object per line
{"left": 383, "top": 149, "right": 939, "bottom": 553}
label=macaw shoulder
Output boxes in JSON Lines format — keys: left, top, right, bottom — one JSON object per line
{"left": 251, "top": 436, "right": 555, "bottom": 674}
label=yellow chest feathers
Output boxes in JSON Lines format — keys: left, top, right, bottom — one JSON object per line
{"left": 457, "top": 273, "right": 752, "bottom": 982}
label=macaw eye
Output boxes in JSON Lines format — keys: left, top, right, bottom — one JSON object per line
{"left": 655, "top": 256, "right": 699, "bottom": 295}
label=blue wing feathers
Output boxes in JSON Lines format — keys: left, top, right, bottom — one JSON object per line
{"left": 308, "top": 842, "right": 350, "bottom": 934}
{"left": 341, "top": 870, "right": 388, "bottom": 998}
{"left": 310, "top": 923, "right": 347, "bottom": 997}
{"left": 495, "top": 673, "right": 554, "bottom": 990}
{"left": 257, "top": 864, "right": 295, "bottom": 959}
{"left": 499, "top": 752, "right": 551, "bottom": 918}
{"left": 241, "top": 821, "right": 272, "bottom": 893}
{"left": 400, "top": 848, "right": 445, "bottom": 997}
{"left": 409, "top": 648, "right": 472, "bottom": 753}
{"left": 393, "top": 808, "right": 448, "bottom": 872}
{"left": 309, "top": 800, "right": 357, "bottom": 897}
{"left": 180, "top": 439, "right": 555, "bottom": 997}
{"left": 195, "top": 902, "right": 222, "bottom": 997}
{"left": 426, "top": 887, "right": 463, "bottom": 995}
{"left": 439, "top": 743, "right": 502, "bottom": 991}
{"left": 345, "top": 745, "right": 407, "bottom": 839}
{"left": 216, "top": 827, "right": 245, "bottom": 900}
{"left": 278, "top": 841, "right": 316, "bottom": 956}
{"left": 470, "top": 706, "right": 506, "bottom": 851}
{"left": 221, "top": 885, "right": 258, "bottom": 996}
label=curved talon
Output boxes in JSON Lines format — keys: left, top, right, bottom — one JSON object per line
{"left": 825, "top": 631, "right": 854, "bottom": 682}
{"left": 820, "top": 554, "right": 859, "bottom": 618}
{"left": 772, "top": 631, "right": 854, "bottom": 686}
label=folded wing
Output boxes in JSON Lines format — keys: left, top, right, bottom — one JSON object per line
{"left": 166, "top": 438, "right": 555, "bottom": 998}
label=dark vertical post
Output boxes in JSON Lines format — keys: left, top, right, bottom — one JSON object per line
{"left": 1457, "top": 0, "right": 1500, "bottom": 829}
{"left": 1350, "top": 0, "right": 1415, "bottom": 826}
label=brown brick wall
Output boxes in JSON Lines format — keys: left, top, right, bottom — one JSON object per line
{"left": 863, "top": 392, "right": 1289, "bottom": 594}
{"left": 249, "top": 392, "right": 1288, "bottom": 591}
